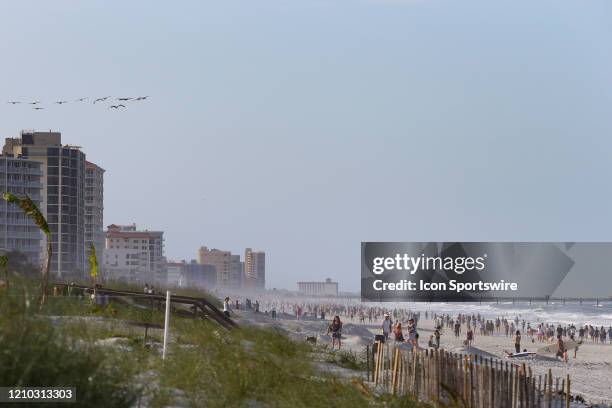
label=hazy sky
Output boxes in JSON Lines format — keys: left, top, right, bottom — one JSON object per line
{"left": 1, "top": 1, "right": 611, "bottom": 292}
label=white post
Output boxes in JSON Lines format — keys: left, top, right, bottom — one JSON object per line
{"left": 162, "top": 290, "right": 171, "bottom": 359}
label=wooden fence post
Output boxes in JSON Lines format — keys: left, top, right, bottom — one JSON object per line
{"left": 547, "top": 369, "right": 553, "bottom": 408}
{"left": 565, "top": 374, "right": 570, "bottom": 408}
{"left": 392, "top": 347, "right": 400, "bottom": 395}
{"left": 366, "top": 344, "right": 370, "bottom": 382}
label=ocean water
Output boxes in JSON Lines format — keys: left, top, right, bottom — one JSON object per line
{"left": 368, "top": 300, "right": 612, "bottom": 327}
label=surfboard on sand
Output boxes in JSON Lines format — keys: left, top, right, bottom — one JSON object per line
{"left": 504, "top": 351, "right": 536, "bottom": 358}
{"left": 537, "top": 340, "right": 579, "bottom": 355}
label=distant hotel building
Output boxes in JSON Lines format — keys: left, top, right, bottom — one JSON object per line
{"left": 166, "top": 260, "right": 216, "bottom": 289}
{"left": 244, "top": 248, "right": 265, "bottom": 289}
{"left": 197, "top": 246, "right": 242, "bottom": 288}
{"left": 0, "top": 155, "right": 44, "bottom": 263}
{"left": 166, "top": 262, "right": 184, "bottom": 287}
{"left": 298, "top": 278, "right": 339, "bottom": 296}
{"left": 3, "top": 131, "right": 87, "bottom": 277}
{"left": 104, "top": 223, "right": 166, "bottom": 285}
{"left": 85, "top": 161, "right": 105, "bottom": 270}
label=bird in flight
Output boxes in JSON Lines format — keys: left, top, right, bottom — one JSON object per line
{"left": 117, "top": 97, "right": 132, "bottom": 101}
{"left": 75, "top": 97, "right": 87, "bottom": 102}
{"left": 93, "top": 97, "right": 110, "bottom": 104}
{"left": 55, "top": 101, "right": 68, "bottom": 105}
{"left": 134, "top": 96, "right": 149, "bottom": 101}
{"left": 33, "top": 107, "right": 45, "bottom": 110}
{"left": 29, "top": 101, "right": 41, "bottom": 105}
{"left": 7, "top": 101, "right": 20, "bottom": 104}
{"left": 109, "top": 104, "right": 126, "bottom": 109}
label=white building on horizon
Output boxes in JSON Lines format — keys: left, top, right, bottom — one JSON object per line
{"left": 297, "top": 278, "right": 338, "bottom": 296}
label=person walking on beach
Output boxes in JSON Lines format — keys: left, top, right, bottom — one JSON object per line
{"left": 514, "top": 330, "right": 521, "bottom": 354}
{"left": 327, "top": 316, "right": 343, "bottom": 349}
{"left": 382, "top": 313, "right": 392, "bottom": 340}
{"left": 223, "top": 297, "right": 231, "bottom": 318}
{"left": 556, "top": 335, "right": 568, "bottom": 362}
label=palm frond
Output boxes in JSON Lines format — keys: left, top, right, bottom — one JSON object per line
{"left": 2, "top": 193, "right": 50, "bottom": 236}
{"left": 89, "top": 244, "right": 98, "bottom": 278}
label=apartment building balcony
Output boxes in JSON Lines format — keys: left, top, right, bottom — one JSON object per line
{"left": 7, "top": 231, "right": 42, "bottom": 239}
{"left": 17, "top": 168, "right": 44, "bottom": 176}
{"left": 3, "top": 218, "right": 37, "bottom": 226}
{"left": 6, "top": 180, "right": 42, "bottom": 188}
{"left": 7, "top": 245, "right": 41, "bottom": 253}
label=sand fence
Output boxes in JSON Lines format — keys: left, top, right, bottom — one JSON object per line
{"left": 368, "top": 342, "right": 572, "bottom": 408}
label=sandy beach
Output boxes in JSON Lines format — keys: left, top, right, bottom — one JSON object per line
{"left": 235, "top": 306, "right": 612, "bottom": 406}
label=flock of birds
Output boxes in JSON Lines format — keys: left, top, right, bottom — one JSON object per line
{"left": 6, "top": 96, "right": 149, "bottom": 110}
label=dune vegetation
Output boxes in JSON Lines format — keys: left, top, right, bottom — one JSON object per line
{"left": 0, "top": 276, "right": 428, "bottom": 407}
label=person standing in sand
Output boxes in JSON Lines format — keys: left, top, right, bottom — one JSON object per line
{"left": 327, "top": 316, "right": 343, "bottom": 349}
{"left": 514, "top": 330, "right": 521, "bottom": 354}
{"left": 393, "top": 322, "right": 405, "bottom": 343}
{"left": 466, "top": 327, "right": 474, "bottom": 347}
{"left": 382, "top": 313, "right": 392, "bottom": 340}
{"left": 407, "top": 318, "right": 418, "bottom": 348}
{"left": 223, "top": 297, "right": 231, "bottom": 318}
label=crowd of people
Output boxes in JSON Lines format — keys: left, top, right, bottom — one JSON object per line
{"left": 221, "top": 295, "right": 611, "bottom": 360}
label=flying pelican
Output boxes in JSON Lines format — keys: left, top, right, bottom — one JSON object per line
{"left": 109, "top": 104, "right": 126, "bottom": 109}
{"left": 117, "top": 97, "right": 132, "bottom": 101}
{"left": 28, "top": 101, "right": 41, "bottom": 105}
{"left": 7, "top": 101, "right": 20, "bottom": 104}
{"left": 93, "top": 96, "right": 110, "bottom": 104}
{"left": 75, "top": 97, "right": 87, "bottom": 102}
{"left": 134, "top": 96, "right": 149, "bottom": 101}
{"left": 55, "top": 101, "right": 68, "bottom": 105}
{"left": 33, "top": 107, "right": 45, "bottom": 110}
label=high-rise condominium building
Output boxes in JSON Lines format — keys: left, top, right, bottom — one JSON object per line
{"left": 3, "top": 131, "right": 86, "bottom": 277}
{"left": 104, "top": 223, "right": 166, "bottom": 285}
{"left": 0, "top": 155, "right": 44, "bottom": 264}
{"left": 244, "top": 248, "right": 265, "bottom": 289}
{"left": 85, "top": 161, "right": 105, "bottom": 269}
{"left": 197, "top": 246, "right": 242, "bottom": 288}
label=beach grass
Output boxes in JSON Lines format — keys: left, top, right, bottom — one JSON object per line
{"left": 0, "top": 277, "right": 430, "bottom": 407}
{"left": 0, "top": 289, "right": 141, "bottom": 407}
{"left": 160, "top": 320, "right": 371, "bottom": 407}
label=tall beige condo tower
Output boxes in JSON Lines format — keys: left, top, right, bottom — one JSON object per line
{"left": 244, "top": 248, "right": 265, "bottom": 289}
{"left": 197, "top": 246, "right": 242, "bottom": 288}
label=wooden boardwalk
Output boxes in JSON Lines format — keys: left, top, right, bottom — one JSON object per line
{"left": 51, "top": 282, "right": 238, "bottom": 330}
